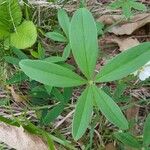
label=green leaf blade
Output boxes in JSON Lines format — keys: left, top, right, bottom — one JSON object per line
{"left": 96, "top": 42, "right": 150, "bottom": 82}
{"left": 62, "top": 44, "right": 71, "bottom": 60}
{"left": 19, "top": 59, "right": 87, "bottom": 87}
{"left": 46, "top": 32, "right": 67, "bottom": 42}
{"left": 143, "top": 114, "right": 150, "bottom": 147}
{"left": 58, "top": 9, "right": 70, "bottom": 38}
{"left": 114, "top": 132, "right": 141, "bottom": 148}
{"left": 69, "top": 8, "right": 98, "bottom": 79}
{"left": 92, "top": 85, "right": 128, "bottom": 130}
{"left": 72, "top": 86, "right": 93, "bottom": 140}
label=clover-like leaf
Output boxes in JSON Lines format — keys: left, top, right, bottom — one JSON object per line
{"left": 109, "top": 0, "right": 146, "bottom": 18}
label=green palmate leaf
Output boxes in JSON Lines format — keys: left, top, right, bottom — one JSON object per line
{"left": 109, "top": 0, "right": 146, "bottom": 18}
{"left": 96, "top": 42, "right": 150, "bottom": 82}
{"left": 72, "top": 86, "right": 93, "bottom": 140}
{"left": 43, "top": 103, "right": 65, "bottom": 124}
{"left": 10, "top": 21, "right": 37, "bottom": 49}
{"left": 58, "top": 9, "right": 70, "bottom": 38}
{"left": 143, "top": 114, "right": 150, "bottom": 146}
{"left": 19, "top": 59, "right": 87, "bottom": 87}
{"left": 69, "top": 8, "right": 98, "bottom": 79}
{"left": 92, "top": 85, "right": 128, "bottom": 130}
{"left": 62, "top": 44, "right": 71, "bottom": 60}
{"left": 46, "top": 32, "right": 67, "bottom": 42}
{"left": 0, "top": 0, "right": 22, "bottom": 33}
{"left": 131, "top": 1, "right": 147, "bottom": 11}
{"left": 114, "top": 132, "right": 141, "bottom": 148}
{"left": 109, "top": 0, "right": 122, "bottom": 9}
{"left": 122, "top": 2, "right": 132, "bottom": 18}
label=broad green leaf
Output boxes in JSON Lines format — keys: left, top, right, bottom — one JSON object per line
{"left": 62, "top": 44, "right": 71, "bottom": 60}
{"left": 0, "top": 0, "right": 22, "bottom": 33}
{"left": 46, "top": 32, "right": 67, "bottom": 42}
{"left": 10, "top": 21, "right": 37, "bottom": 49}
{"left": 92, "top": 85, "right": 128, "bottom": 130}
{"left": 72, "top": 86, "right": 93, "bottom": 140}
{"left": 96, "top": 42, "right": 150, "bottom": 82}
{"left": 58, "top": 9, "right": 70, "bottom": 38}
{"left": 143, "top": 114, "right": 150, "bottom": 146}
{"left": 69, "top": 8, "right": 98, "bottom": 79}
{"left": 19, "top": 59, "right": 87, "bottom": 87}
{"left": 114, "top": 132, "right": 141, "bottom": 148}
{"left": 43, "top": 103, "right": 65, "bottom": 124}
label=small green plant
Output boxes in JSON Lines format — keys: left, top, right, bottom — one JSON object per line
{"left": 46, "top": 9, "right": 71, "bottom": 60}
{"left": 109, "top": 0, "right": 147, "bottom": 18}
{"left": 114, "top": 114, "right": 150, "bottom": 149}
{"left": 0, "top": 0, "right": 37, "bottom": 49}
{"left": 19, "top": 8, "right": 150, "bottom": 140}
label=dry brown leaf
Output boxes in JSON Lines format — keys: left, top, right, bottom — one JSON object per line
{"left": 98, "top": 15, "right": 122, "bottom": 25}
{"left": 98, "top": 13, "right": 150, "bottom": 35}
{"left": 0, "top": 123, "right": 48, "bottom": 150}
{"left": 110, "top": 37, "right": 140, "bottom": 51}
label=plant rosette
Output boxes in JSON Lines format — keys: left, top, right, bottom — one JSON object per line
{"left": 19, "top": 8, "right": 150, "bottom": 140}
